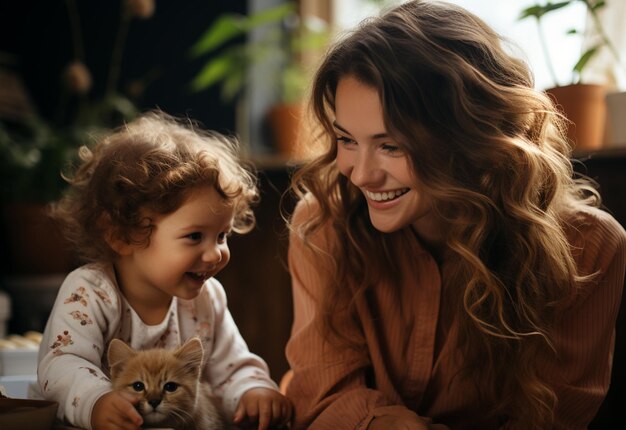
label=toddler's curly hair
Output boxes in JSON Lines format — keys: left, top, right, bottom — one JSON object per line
{"left": 51, "top": 110, "right": 258, "bottom": 264}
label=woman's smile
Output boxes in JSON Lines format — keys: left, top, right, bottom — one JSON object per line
{"left": 363, "top": 187, "right": 410, "bottom": 202}
{"left": 335, "top": 76, "right": 433, "bottom": 233}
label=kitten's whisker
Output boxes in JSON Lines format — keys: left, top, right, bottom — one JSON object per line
{"left": 170, "top": 408, "right": 194, "bottom": 426}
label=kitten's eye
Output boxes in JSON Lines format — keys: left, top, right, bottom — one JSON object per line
{"left": 131, "top": 381, "right": 145, "bottom": 392}
{"left": 163, "top": 382, "right": 178, "bottom": 392}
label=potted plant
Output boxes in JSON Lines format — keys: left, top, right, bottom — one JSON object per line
{"left": 189, "top": 1, "right": 329, "bottom": 158}
{"left": 0, "top": 0, "right": 154, "bottom": 274}
{"left": 519, "top": 0, "right": 623, "bottom": 151}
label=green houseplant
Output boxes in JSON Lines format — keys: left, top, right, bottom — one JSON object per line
{"left": 519, "top": 0, "right": 623, "bottom": 151}
{"left": 189, "top": 1, "right": 329, "bottom": 157}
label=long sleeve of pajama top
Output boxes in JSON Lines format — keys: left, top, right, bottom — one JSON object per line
{"left": 285, "top": 198, "right": 626, "bottom": 430}
{"left": 35, "top": 263, "right": 277, "bottom": 430}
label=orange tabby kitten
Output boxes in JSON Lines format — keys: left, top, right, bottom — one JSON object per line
{"left": 108, "top": 337, "right": 229, "bottom": 430}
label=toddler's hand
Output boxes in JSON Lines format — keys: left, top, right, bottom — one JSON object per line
{"left": 233, "top": 387, "right": 293, "bottom": 430}
{"left": 91, "top": 390, "right": 143, "bottom": 430}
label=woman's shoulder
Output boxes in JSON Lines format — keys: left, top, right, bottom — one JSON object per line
{"left": 291, "top": 193, "right": 322, "bottom": 226}
{"left": 288, "top": 194, "right": 339, "bottom": 259}
{"left": 564, "top": 205, "right": 626, "bottom": 245}
{"left": 563, "top": 205, "right": 626, "bottom": 274}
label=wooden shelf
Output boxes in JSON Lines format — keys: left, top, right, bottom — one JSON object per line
{"left": 573, "top": 146, "right": 626, "bottom": 160}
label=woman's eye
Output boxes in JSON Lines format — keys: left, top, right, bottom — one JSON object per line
{"left": 186, "top": 232, "right": 203, "bottom": 241}
{"left": 132, "top": 381, "right": 145, "bottom": 392}
{"left": 163, "top": 382, "right": 178, "bottom": 392}
{"left": 381, "top": 143, "right": 402, "bottom": 154}
{"left": 336, "top": 135, "right": 355, "bottom": 146}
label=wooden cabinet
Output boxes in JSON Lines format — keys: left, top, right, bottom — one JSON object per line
{"left": 216, "top": 163, "right": 297, "bottom": 381}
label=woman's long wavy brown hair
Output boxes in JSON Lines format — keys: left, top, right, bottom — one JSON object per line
{"left": 288, "top": 1, "right": 599, "bottom": 427}
{"left": 52, "top": 110, "right": 258, "bottom": 264}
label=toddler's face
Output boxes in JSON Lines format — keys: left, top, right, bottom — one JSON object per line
{"left": 120, "top": 185, "right": 234, "bottom": 302}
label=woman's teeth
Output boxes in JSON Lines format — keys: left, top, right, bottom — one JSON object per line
{"left": 365, "top": 188, "right": 409, "bottom": 202}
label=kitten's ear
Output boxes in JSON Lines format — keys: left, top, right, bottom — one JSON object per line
{"left": 108, "top": 339, "right": 136, "bottom": 377}
{"left": 175, "top": 337, "right": 204, "bottom": 373}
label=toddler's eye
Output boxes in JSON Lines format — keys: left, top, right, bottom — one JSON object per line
{"left": 132, "top": 381, "right": 145, "bottom": 392}
{"left": 217, "top": 231, "right": 230, "bottom": 243}
{"left": 186, "top": 232, "right": 203, "bottom": 241}
{"left": 163, "top": 382, "right": 178, "bottom": 392}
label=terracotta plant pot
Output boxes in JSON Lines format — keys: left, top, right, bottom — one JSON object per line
{"left": 267, "top": 103, "right": 304, "bottom": 158}
{"left": 545, "top": 84, "right": 607, "bottom": 152}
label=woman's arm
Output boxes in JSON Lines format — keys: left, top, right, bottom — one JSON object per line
{"left": 285, "top": 199, "right": 431, "bottom": 430}
{"left": 545, "top": 211, "right": 626, "bottom": 429}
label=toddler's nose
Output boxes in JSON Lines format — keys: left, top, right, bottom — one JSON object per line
{"left": 202, "top": 244, "right": 222, "bottom": 265}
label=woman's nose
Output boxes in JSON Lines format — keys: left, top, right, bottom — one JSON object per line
{"left": 350, "top": 151, "right": 381, "bottom": 187}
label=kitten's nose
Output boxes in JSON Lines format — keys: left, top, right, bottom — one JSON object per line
{"left": 148, "top": 399, "right": 161, "bottom": 409}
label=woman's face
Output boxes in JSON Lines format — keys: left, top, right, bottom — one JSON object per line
{"left": 334, "top": 75, "right": 433, "bottom": 233}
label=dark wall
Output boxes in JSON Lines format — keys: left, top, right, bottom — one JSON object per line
{"left": 0, "top": 0, "right": 246, "bottom": 133}
{"left": 217, "top": 166, "right": 296, "bottom": 382}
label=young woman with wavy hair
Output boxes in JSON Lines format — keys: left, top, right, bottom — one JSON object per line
{"left": 283, "top": 1, "right": 626, "bottom": 429}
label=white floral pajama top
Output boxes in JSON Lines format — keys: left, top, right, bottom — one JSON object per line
{"left": 35, "top": 263, "right": 278, "bottom": 430}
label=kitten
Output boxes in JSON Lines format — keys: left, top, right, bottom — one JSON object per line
{"left": 108, "top": 337, "right": 229, "bottom": 430}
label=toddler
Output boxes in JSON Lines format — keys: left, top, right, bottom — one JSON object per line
{"left": 36, "top": 111, "right": 292, "bottom": 430}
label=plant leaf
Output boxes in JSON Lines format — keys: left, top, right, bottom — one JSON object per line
{"left": 591, "top": 1, "right": 606, "bottom": 12}
{"left": 103, "top": 94, "right": 139, "bottom": 119}
{"left": 189, "top": 14, "right": 246, "bottom": 57}
{"left": 519, "top": 5, "right": 545, "bottom": 20}
{"left": 189, "top": 55, "right": 234, "bottom": 91}
{"left": 573, "top": 45, "right": 599, "bottom": 76}
{"left": 566, "top": 28, "right": 578, "bottom": 35}
{"left": 221, "top": 71, "right": 246, "bottom": 102}
{"left": 518, "top": 1, "right": 572, "bottom": 20}
{"left": 544, "top": 1, "right": 573, "bottom": 13}
{"left": 244, "top": 2, "right": 295, "bottom": 30}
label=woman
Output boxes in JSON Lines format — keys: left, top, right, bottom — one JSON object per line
{"left": 284, "top": 1, "right": 626, "bottom": 429}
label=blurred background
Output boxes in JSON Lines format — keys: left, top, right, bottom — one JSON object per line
{"left": 1, "top": 0, "right": 625, "bottom": 389}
